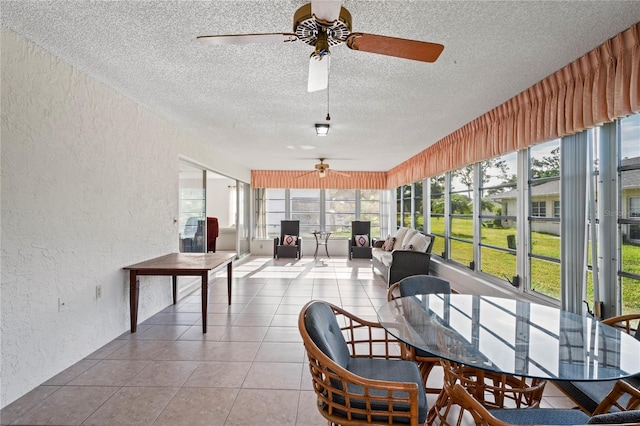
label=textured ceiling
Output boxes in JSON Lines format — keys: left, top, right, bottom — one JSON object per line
{"left": 2, "top": 1, "right": 639, "bottom": 173}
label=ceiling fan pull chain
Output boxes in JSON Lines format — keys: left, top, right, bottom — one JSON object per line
{"left": 326, "top": 78, "right": 331, "bottom": 121}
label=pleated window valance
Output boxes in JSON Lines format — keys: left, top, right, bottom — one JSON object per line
{"left": 252, "top": 23, "right": 640, "bottom": 190}
{"left": 251, "top": 170, "right": 387, "bottom": 189}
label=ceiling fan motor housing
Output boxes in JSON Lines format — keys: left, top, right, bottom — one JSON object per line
{"left": 293, "top": 3, "right": 352, "bottom": 48}
{"left": 315, "top": 158, "right": 330, "bottom": 172}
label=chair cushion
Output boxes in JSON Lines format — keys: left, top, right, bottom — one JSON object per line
{"left": 399, "top": 276, "right": 451, "bottom": 297}
{"left": 340, "top": 357, "right": 428, "bottom": 424}
{"left": 566, "top": 376, "right": 640, "bottom": 413}
{"left": 588, "top": 410, "right": 640, "bottom": 424}
{"left": 355, "top": 234, "right": 369, "bottom": 247}
{"left": 283, "top": 234, "right": 297, "bottom": 245}
{"left": 304, "top": 302, "right": 350, "bottom": 369}
{"left": 493, "top": 408, "right": 590, "bottom": 424}
{"left": 374, "top": 250, "right": 393, "bottom": 267}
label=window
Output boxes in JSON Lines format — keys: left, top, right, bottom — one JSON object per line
{"left": 264, "top": 189, "right": 286, "bottom": 238}
{"left": 395, "top": 184, "right": 415, "bottom": 228}
{"left": 412, "top": 115, "right": 639, "bottom": 315}
{"left": 360, "top": 190, "right": 381, "bottom": 239}
{"left": 291, "top": 189, "right": 321, "bottom": 237}
{"left": 629, "top": 197, "right": 640, "bottom": 218}
{"left": 396, "top": 187, "right": 402, "bottom": 228}
{"left": 429, "top": 174, "right": 446, "bottom": 257}
{"left": 528, "top": 139, "right": 561, "bottom": 300}
{"left": 531, "top": 201, "right": 547, "bottom": 217}
{"left": 619, "top": 113, "right": 640, "bottom": 313}
{"left": 630, "top": 196, "right": 640, "bottom": 240}
{"left": 402, "top": 185, "right": 412, "bottom": 227}
{"left": 325, "top": 189, "right": 356, "bottom": 237}
{"left": 413, "top": 181, "right": 424, "bottom": 231}
{"left": 258, "top": 189, "right": 381, "bottom": 239}
{"left": 450, "top": 165, "right": 474, "bottom": 268}
{"left": 478, "top": 153, "right": 518, "bottom": 280}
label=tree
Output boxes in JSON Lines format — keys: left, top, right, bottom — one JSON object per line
{"left": 451, "top": 194, "right": 472, "bottom": 214}
{"left": 531, "top": 147, "right": 560, "bottom": 179}
{"left": 430, "top": 175, "right": 445, "bottom": 194}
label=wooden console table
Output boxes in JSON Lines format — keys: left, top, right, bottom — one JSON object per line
{"left": 124, "top": 252, "right": 236, "bottom": 333}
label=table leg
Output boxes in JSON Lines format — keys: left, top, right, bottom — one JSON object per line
{"left": 227, "top": 261, "right": 232, "bottom": 305}
{"left": 201, "top": 271, "right": 208, "bottom": 333}
{"left": 172, "top": 275, "right": 177, "bottom": 304}
{"left": 130, "top": 271, "right": 139, "bottom": 333}
{"left": 324, "top": 242, "right": 330, "bottom": 258}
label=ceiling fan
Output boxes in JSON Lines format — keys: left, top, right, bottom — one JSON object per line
{"left": 197, "top": 0, "right": 444, "bottom": 92}
{"left": 298, "top": 158, "right": 350, "bottom": 178}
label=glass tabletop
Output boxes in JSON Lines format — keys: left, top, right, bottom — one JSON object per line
{"left": 377, "top": 294, "right": 640, "bottom": 381}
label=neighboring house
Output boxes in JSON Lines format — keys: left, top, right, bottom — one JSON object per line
{"left": 490, "top": 180, "right": 561, "bottom": 235}
{"left": 489, "top": 156, "right": 640, "bottom": 242}
{"left": 622, "top": 157, "right": 640, "bottom": 242}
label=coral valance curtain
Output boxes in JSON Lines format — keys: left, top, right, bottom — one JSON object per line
{"left": 251, "top": 170, "right": 387, "bottom": 189}
{"left": 252, "top": 23, "right": 639, "bottom": 190}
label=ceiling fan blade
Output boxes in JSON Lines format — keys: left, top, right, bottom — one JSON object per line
{"left": 197, "top": 33, "right": 298, "bottom": 45}
{"left": 311, "top": 0, "right": 343, "bottom": 24}
{"left": 308, "top": 55, "right": 330, "bottom": 92}
{"left": 346, "top": 33, "right": 444, "bottom": 63}
{"left": 330, "top": 170, "right": 351, "bottom": 177}
{"left": 296, "top": 170, "right": 317, "bottom": 179}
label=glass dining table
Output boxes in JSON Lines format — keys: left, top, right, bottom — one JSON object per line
{"left": 377, "top": 294, "right": 640, "bottom": 424}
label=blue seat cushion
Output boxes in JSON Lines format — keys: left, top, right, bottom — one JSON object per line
{"left": 330, "top": 357, "right": 428, "bottom": 424}
{"left": 304, "top": 302, "right": 351, "bottom": 369}
{"left": 399, "top": 276, "right": 450, "bottom": 297}
{"left": 588, "top": 410, "right": 640, "bottom": 424}
{"left": 557, "top": 376, "right": 640, "bottom": 414}
{"left": 493, "top": 408, "right": 590, "bottom": 425}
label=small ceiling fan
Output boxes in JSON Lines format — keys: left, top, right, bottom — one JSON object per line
{"left": 197, "top": 0, "right": 444, "bottom": 92}
{"left": 298, "top": 158, "right": 350, "bottom": 178}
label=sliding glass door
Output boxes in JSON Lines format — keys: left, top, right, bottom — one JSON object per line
{"left": 179, "top": 162, "right": 206, "bottom": 253}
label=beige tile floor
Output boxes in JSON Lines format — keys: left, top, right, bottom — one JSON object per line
{"left": 1, "top": 256, "right": 575, "bottom": 425}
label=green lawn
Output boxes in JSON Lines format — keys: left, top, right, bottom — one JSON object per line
{"left": 429, "top": 217, "right": 640, "bottom": 313}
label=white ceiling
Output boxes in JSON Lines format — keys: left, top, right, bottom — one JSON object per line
{"left": 2, "top": 1, "right": 639, "bottom": 173}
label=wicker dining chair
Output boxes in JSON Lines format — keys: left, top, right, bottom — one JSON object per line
{"left": 299, "top": 300, "right": 429, "bottom": 425}
{"left": 602, "top": 313, "right": 640, "bottom": 337}
{"left": 447, "top": 380, "right": 640, "bottom": 426}
{"left": 555, "top": 313, "right": 640, "bottom": 414}
{"left": 386, "top": 275, "right": 453, "bottom": 395}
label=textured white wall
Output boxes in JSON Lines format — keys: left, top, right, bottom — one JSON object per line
{"left": 0, "top": 29, "right": 248, "bottom": 407}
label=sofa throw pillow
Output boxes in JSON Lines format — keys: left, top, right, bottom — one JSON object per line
{"left": 401, "top": 229, "right": 419, "bottom": 247}
{"left": 355, "top": 234, "right": 369, "bottom": 247}
{"left": 392, "top": 227, "right": 410, "bottom": 251}
{"left": 408, "top": 232, "right": 432, "bottom": 252}
{"left": 382, "top": 237, "right": 396, "bottom": 252}
{"left": 283, "top": 234, "right": 297, "bottom": 245}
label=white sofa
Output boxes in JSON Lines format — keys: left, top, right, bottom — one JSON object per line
{"left": 372, "top": 227, "right": 435, "bottom": 286}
